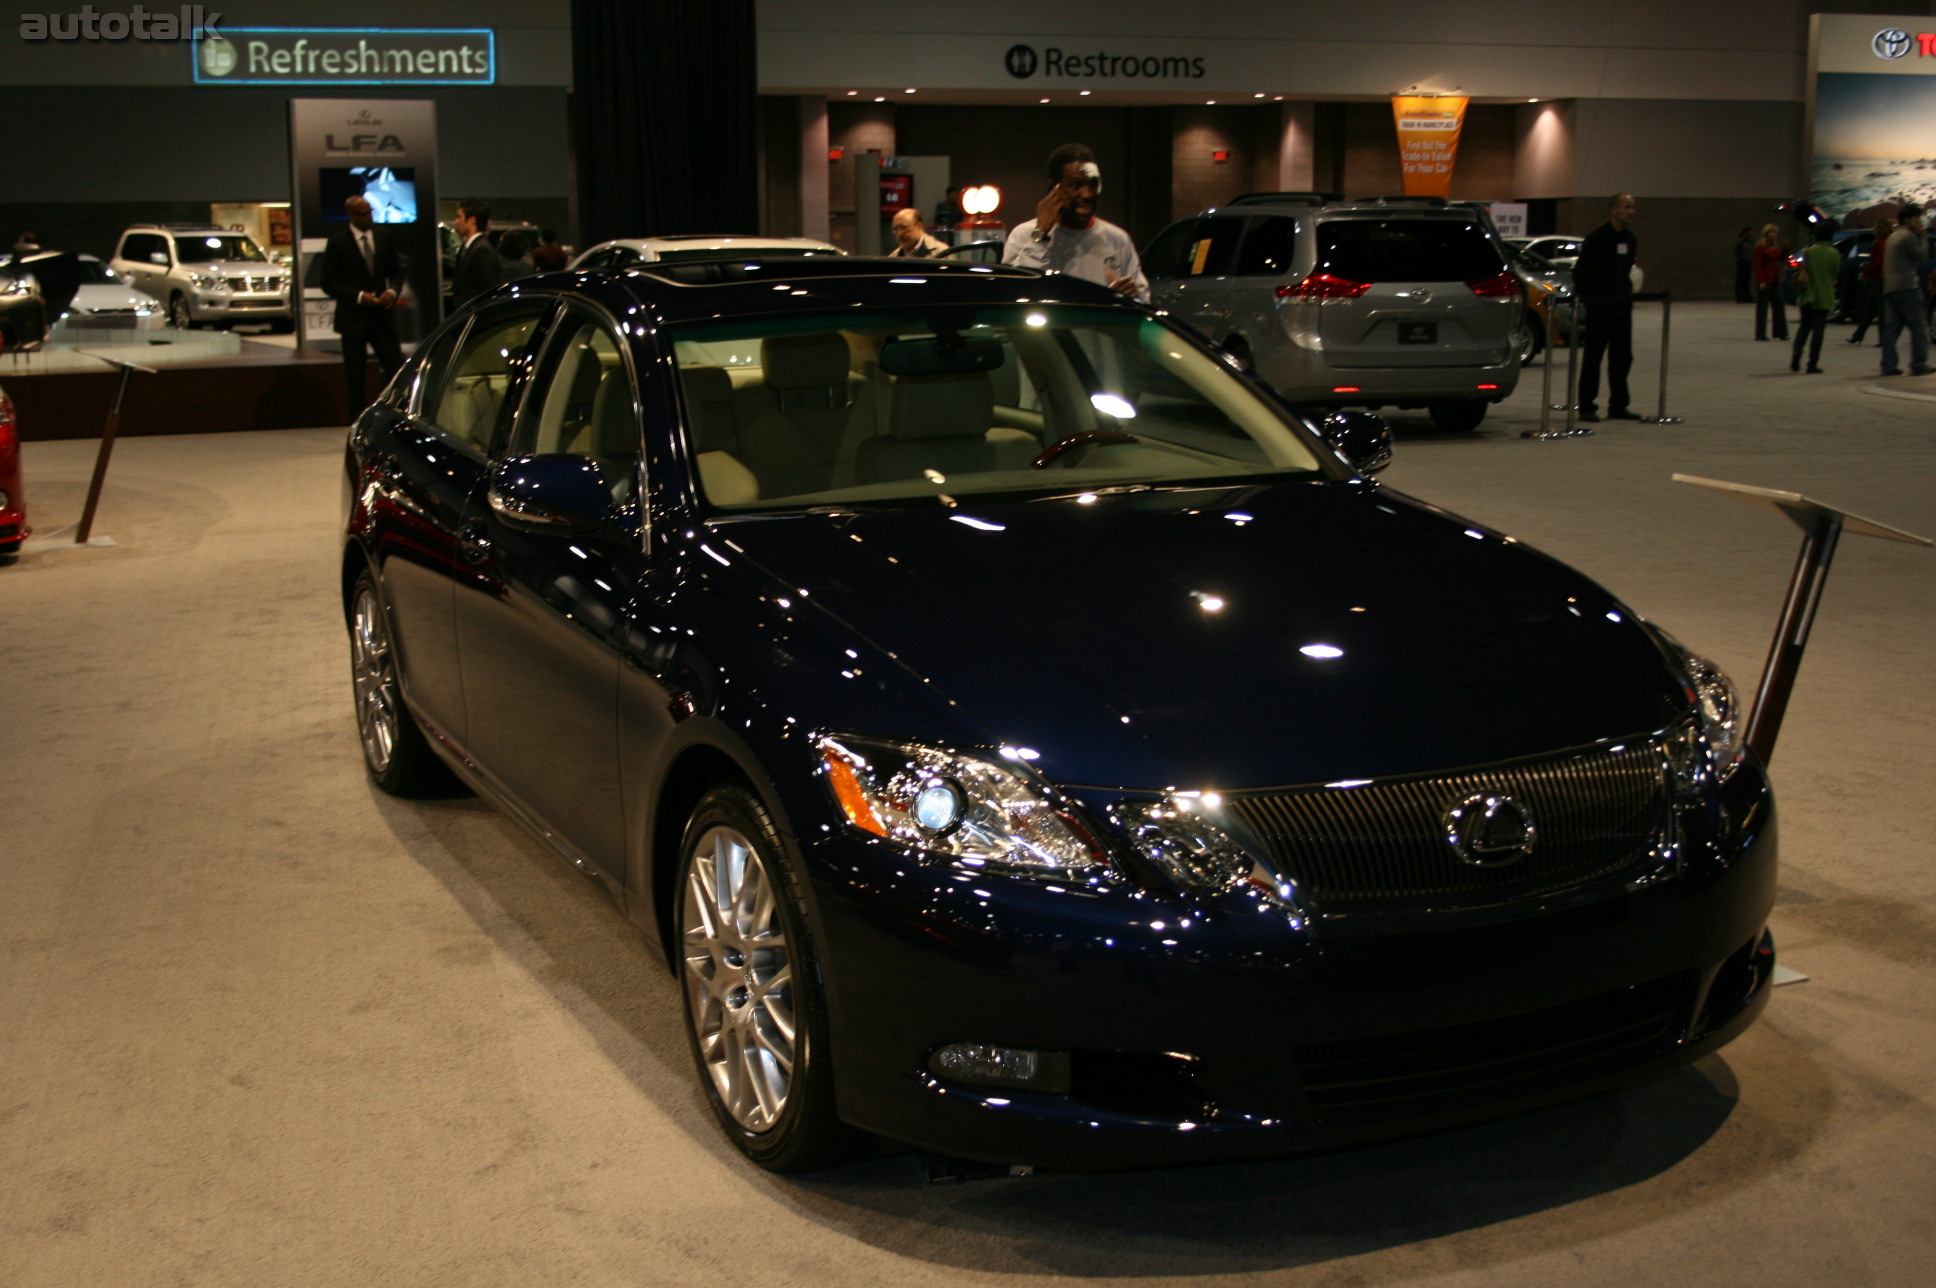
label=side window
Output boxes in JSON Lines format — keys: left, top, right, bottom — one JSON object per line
{"left": 1188, "top": 216, "right": 1245, "bottom": 276}
{"left": 1234, "top": 217, "right": 1298, "bottom": 276}
{"left": 1141, "top": 220, "right": 1200, "bottom": 280}
{"left": 420, "top": 303, "right": 546, "bottom": 455}
{"left": 406, "top": 321, "right": 467, "bottom": 419}
{"left": 511, "top": 310, "right": 636, "bottom": 499}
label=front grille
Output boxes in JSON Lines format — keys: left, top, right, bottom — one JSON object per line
{"left": 1227, "top": 736, "right": 1670, "bottom": 915}
{"left": 1294, "top": 972, "right": 1689, "bottom": 1125}
{"left": 226, "top": 276, "right": 283, "bottom": 293}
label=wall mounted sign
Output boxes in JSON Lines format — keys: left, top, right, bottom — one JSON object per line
{"left": 1809, "top": 14, "right": 1936, "bottom": 220}
{"left": 1390, "top": 95, "right": 1467, "bottom": 199}
{"left": 195, "top": 28, "right": 494, "bottom": 85}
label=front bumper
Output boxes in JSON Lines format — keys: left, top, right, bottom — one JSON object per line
{"left": 804, "top": 758, "right": 1777, "bottom": 1170}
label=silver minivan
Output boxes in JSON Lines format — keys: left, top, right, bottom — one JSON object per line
{"left": 1146, "top": 196, "right": 1522, "bottom": 430}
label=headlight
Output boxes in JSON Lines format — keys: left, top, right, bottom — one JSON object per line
{"left": 191, "top": 273, "right": 227, "bottom": 292}
{"left": 817, "top": 734, "right": 1107, "bottom": 876}
{"left": 1660, "top": 635, "right": 1744, "bottom": 780}
{"left": 1118, "top": 795, "right": 1293, "bottom": 904}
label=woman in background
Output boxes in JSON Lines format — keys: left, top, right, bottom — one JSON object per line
{"left": 1753, "top": 224, "right": 1789, "bottom": 341}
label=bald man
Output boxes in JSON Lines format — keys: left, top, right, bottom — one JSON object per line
{"left": 888, "top": 208, "right": 949, "bottom": 258}
{"left": 319, "top": 195, "right": 405, "bottom": 418}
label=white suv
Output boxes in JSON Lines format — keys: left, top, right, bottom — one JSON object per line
{"left": 110, "top": 225, "right": 293, "bottom": 331}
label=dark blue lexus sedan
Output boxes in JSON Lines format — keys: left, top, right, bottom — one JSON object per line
{"left": 341, "top": 256, "right": 1776, "bottom": 1173}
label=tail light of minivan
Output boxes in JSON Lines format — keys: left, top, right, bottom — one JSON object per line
{"left": 1277, "top": 273, "right": 1371, "bottom": 300}
{"left": 1467, "top": 271, "right": 1519, "bottom": 298}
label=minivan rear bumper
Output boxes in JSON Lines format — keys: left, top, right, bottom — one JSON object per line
{"left": 1268, "top": 353, "right": 1521, "bottom": 407}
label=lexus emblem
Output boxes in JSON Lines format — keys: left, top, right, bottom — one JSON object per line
{"left": 1444, "top": 793, "right": 1536, "bottom": 867}
{"left": 1874, "top": 28, "right": 1913, "bottom": 60}
{"left": 1005, "top": 44, "right": 1039, "bottom": 79}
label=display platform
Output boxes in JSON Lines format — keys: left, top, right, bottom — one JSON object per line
{"left": 0, "top": 333, "right": 381, "bottom": 440}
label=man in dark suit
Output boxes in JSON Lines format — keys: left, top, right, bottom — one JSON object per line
{"left": 320, "top": 195, "right": 405, "bottom": 417}
{"left": 449, "top": 197, "right": 501, "bottom": 310}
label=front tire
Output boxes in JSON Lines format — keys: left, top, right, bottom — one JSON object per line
{"left": 166, "top": 293, "right": 192, "bottom": 330}
{"left": 677, "top": 785, "right": 848, "bottom": 1172}
{"left": 349, "top": 570, "right": 451, "bottom": 796}
{"left": 1428, "top": 399, "right": 1489, "bottom": 432}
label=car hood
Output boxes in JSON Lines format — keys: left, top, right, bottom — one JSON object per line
{"left": 712, "top": 480, "right": 1690, "bottom": 791}
{"left": 69, "top": 283, "right": 158, "bottom": 312}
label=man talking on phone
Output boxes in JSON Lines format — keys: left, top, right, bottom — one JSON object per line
{"left": 1003, "top": 143, "right": 1149, "bottom": 302}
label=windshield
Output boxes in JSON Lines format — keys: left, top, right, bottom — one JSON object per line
{"left": 174, "top": 235, "right": 267, "bottom": 264}
{"left": 671, "top": 305, "right": 1329, "bottom": 512}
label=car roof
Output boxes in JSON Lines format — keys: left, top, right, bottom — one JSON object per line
{"left": 1190, "top": 196, "right": 1492, "bottom": 221}
{"left": 592, "top": 235, "right": 844, "bottom": 255}
{"left": 505, "top": 255, "right": 1126, "bottom": 328}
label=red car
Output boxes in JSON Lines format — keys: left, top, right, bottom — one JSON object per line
{"left": 0, "top": 382, "right": 28, "bottom": 564}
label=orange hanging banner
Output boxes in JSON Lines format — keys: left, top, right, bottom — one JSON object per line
{"left": 1390, "top": 95, "right": 1467, "bottom": 199}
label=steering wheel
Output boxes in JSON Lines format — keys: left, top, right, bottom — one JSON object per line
{"left": 1030, "top": 430, "right": 1141, "bottom": 469}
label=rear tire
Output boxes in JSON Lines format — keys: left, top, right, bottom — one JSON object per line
{"left": 677, "top": 784, "right": 853, "bottom": 1172}
{"left": 349, "top": 570, "right": 454, "bottom": 796}
{"left": 1428, "top": 399, "right": 1489, "bottom": 432}
{"left": 1514, "top": 318, "right": 1543, "bottom": 366}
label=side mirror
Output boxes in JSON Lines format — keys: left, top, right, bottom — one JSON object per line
{"left": 1321, "top": 411, "right": 1394, "bottom": 474}
{"left": 487, "top": 455, "right": 615, "bottom": 533}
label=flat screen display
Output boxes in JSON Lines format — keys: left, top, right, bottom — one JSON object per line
{"left": 318, "top": 166, "right": 418, "bottom": 223}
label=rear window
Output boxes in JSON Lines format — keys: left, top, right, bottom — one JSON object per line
{"left": 1315, "top": 219, "right": 1502, "bottom": 283}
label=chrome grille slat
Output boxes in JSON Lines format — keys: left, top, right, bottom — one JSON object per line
{"left": 1228, "top": 738, "right": 1669, "bottom": 915}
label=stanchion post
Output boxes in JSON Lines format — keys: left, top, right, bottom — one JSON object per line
{"left": 1641, "top": 291, "right": 1683, "bottom": 425}
{"left": 75, "top": 353, "right": 154, "bottom": 545}
{"left": 1564, "top": 296, "right": 1585, "bottom": 435}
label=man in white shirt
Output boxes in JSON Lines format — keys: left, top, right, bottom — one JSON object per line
{"left": 1002, "top": 143, "right": 1148, "bottom": 303}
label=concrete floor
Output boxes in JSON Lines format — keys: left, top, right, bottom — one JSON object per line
{"left": 3, "top": 302, "right": 1933, "bottom": 1286}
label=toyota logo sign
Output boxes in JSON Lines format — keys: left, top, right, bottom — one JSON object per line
{"left": 1874, "top": 28, "right": 1914, "bottom": 60}
{"left": 1005, "top": 44, "right": 1039, "bottom": 79}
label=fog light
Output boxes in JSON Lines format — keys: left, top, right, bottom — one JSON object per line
{"left": 930, "top": 1042, "right": 1071, "bottom": 1093}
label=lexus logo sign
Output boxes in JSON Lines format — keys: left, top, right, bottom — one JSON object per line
{"left": 1005, "top": 44, "right": 1038, "bottom": 78}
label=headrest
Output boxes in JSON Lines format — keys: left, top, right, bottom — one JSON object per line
{"left": 889, "top": 372, "right": 994, "bottom": 442}
{"left": 762, "top": 332, "right": 851, "bottom": 392}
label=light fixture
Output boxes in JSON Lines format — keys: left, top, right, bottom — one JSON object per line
{"left": 1039, "top": 97, "right": 1050, "bottom": 104}
{"left": 962, "top": 185, "right": 1002, "bottom": 216}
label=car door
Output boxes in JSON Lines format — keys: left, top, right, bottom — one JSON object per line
{"left": 372, "top": 300, "right": 550, "bottom": 746}
{"left": 453, "top": 301, "right": 642, "bottom": 877}
{"left": 1144, "top": 215, "right": 1245, "bottom": 344}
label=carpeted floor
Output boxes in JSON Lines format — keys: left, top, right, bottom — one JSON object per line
{"left": 3, "top": 301, "right": 1932, "bottom": 1286}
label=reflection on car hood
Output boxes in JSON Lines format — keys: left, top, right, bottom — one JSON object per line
{"left": 69, "top": 283, "right": 159, "bottom": 312}
{"left": 715, "top": 480, "right": 1688, "bottom": 791}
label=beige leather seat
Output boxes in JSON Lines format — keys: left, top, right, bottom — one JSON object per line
{"left": 679, "top": 365, "right": 758, "bottom": 506}
{"left": 732, "top": 333, "right": 861, "bottom": 497}
{"left": 854, "top": 370, "right": 1033, "bottom": 484}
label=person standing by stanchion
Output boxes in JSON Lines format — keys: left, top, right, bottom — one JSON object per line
{"left": 1790, "top": 222, "right": 1841, "bottom": 374}
{"left": 1574, "top": 193, "right": 1639, "bottom": 423}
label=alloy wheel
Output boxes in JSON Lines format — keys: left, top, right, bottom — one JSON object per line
{"left": 350, "top": 585, "right": 400, "bottom": 775}
{"left": 682, "top": 824, "right": 797, "bottom": 1133}
{"left": 166, "top": 294, "right": 191, "bottom": 329}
